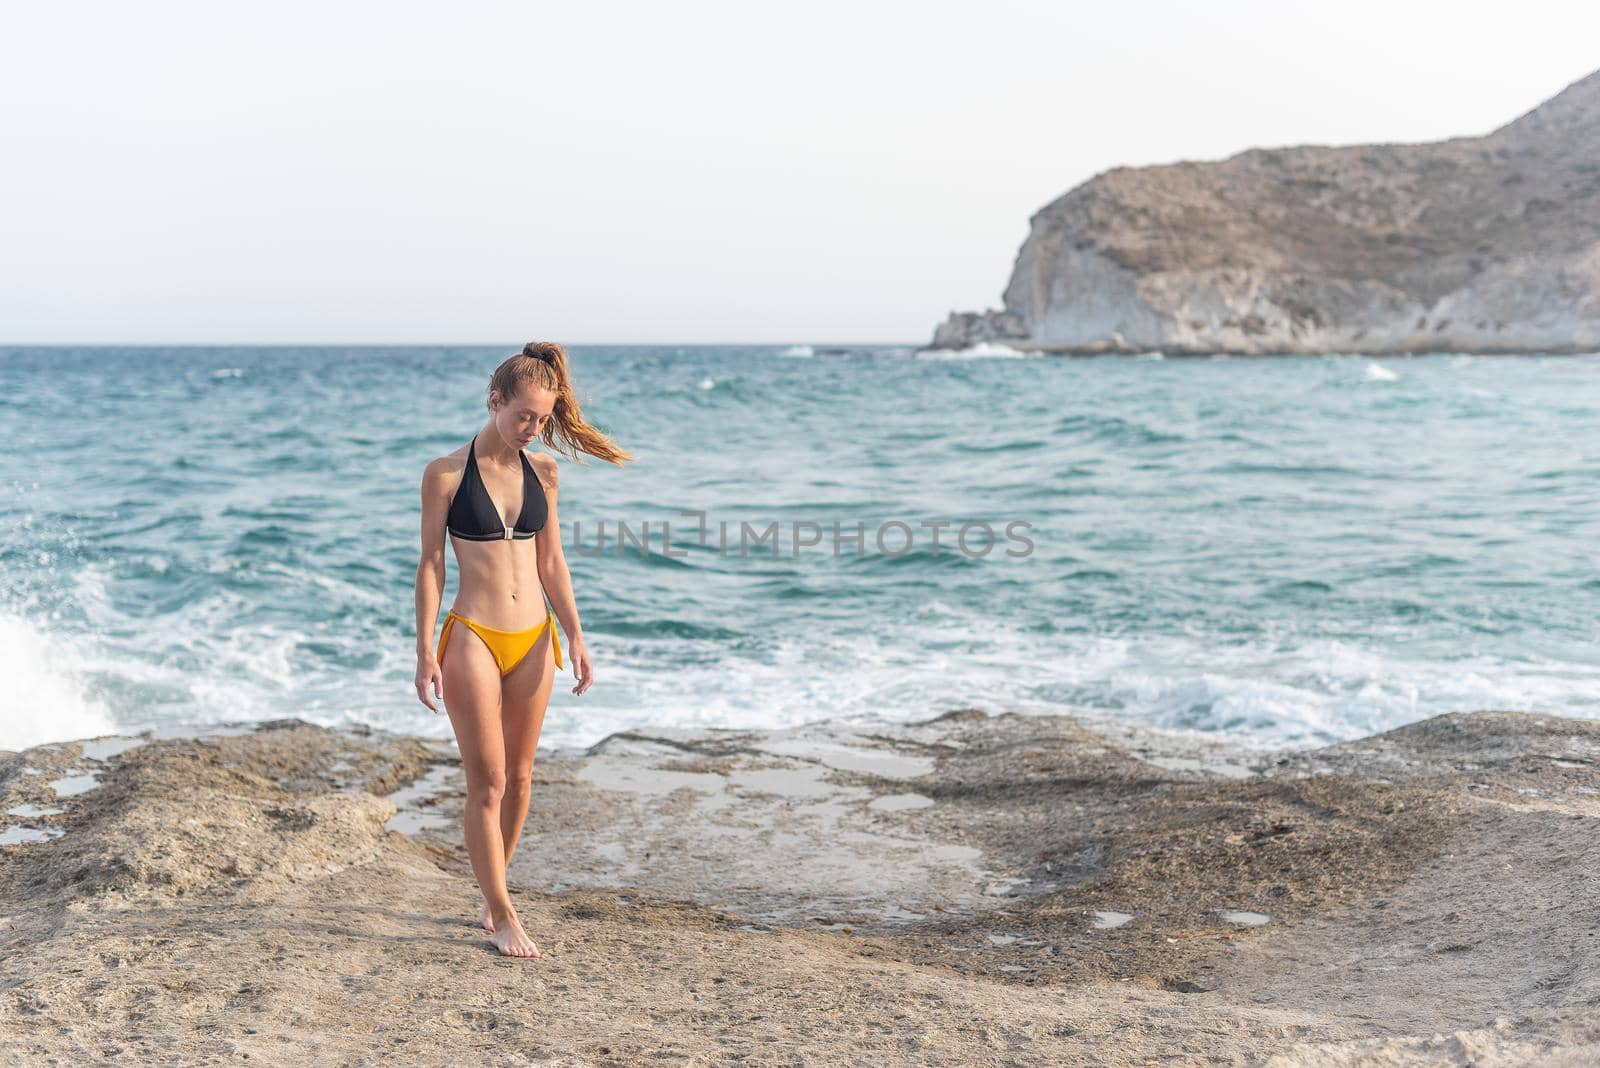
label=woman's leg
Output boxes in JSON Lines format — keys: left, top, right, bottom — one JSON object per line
{"left": 441, "top": 623, "right": 542, "bottom": 959}
{"left": 499, "top": 622, "right": 559, "bottom": 865}
{"left": 473, "top": 623, "right": 558, "bottom": 930}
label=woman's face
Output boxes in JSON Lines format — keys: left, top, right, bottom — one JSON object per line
{"left": 491, "top": 384, "right": 556, "bottom": 447}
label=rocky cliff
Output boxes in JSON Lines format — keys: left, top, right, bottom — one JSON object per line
{"left": 933, "top": 70, "right": 1600, "bottom": 354}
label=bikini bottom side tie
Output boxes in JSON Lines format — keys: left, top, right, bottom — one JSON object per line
{"left": 437, "top": 608, "right": 564, "bottom": 677}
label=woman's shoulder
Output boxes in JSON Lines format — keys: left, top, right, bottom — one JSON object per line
{"left": 526, "top": 449, "right": 559, "bottom": 490}
{"left": 421, "top": 443, "right": 471, "bottom": 486}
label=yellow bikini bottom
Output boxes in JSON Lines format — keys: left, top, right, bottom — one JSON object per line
{"left": 437, "top": 608, "right": 564, "bottom": 677}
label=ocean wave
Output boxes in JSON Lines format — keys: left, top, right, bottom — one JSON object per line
{"left": 963, "top": 438, "right": 1049, "bottom": 454}
{"left": 7, "top": 344, "right": 1600, "bottom": 755}
{"left": 1054, "top": 413, "right": 1186, "bottom": 446}
{"left": 0, "top": 611, "right": 117, "bottom": 749}
{"left": 917, "top": 342, "right": 1035, "bottom": 359}
{"left": 595, "top": 619, "right": 746, "bottom": 642}
{"left": 843, "top": 545, "right": 992, "bottom": 572}
{"left": 8, "top": 578, "right": 1600, "bottom": 757}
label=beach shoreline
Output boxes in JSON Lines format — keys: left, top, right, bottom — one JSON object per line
{"left": 4, "top": 706, "right": 1599, "bottom": 1064}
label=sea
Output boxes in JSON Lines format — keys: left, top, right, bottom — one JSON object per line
{"left": 4, "top": 343, "right": 1599, "bottom": 753}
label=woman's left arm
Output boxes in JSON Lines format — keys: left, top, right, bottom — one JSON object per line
{"left": 533, "top": 454, "right": 592, "bottom": 695}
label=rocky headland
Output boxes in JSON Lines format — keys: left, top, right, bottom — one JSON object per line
{"left": 933, "top": 70, "right": 1600, "bottom": 356}
{"left": 5, "top": 708, "right": 1600, "bottom": 1064}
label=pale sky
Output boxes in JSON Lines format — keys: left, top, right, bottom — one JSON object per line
{"left": 2, "top": 1, "right": 1596, "bottom": 344}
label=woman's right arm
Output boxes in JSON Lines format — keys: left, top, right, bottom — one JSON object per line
{"left": 414, "top": 459, "right": 451, "bottom": 711}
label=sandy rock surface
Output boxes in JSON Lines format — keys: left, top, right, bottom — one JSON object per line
{"left": 3, "top": 708, "right": 1599, "bottom": 1065}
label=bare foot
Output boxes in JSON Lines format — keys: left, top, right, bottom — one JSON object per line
{"left": 488, "top": 915, "right": 542, "bottom": 958}
{"left": 480, "top": 900, "right": 495, "bottom": 933}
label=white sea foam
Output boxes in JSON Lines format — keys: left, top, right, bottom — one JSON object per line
{"left": 91, "top": 594, "right": 1600, "bottom": 751}
{"left": 1365, "top": 361, "right": 1400, "bottom": 381}
{"left": 918, "top": 342, "right": 1033, "bottom": 360}
{"left": 610, "top": 623, "right": 1598, "bottom": 751}
{"left": 71, "top": 561, "right": 116, "bottom": 629}
{"left": 779, "top": 345, "right": 814, "bottom": 357}
{"left": 377, "top": 619, "right": 1600, "bottom": 754}
{"left": 12, "top": 568, "right": 1600, "bottom": 756}
{"left": 10, "top": 509, "right": 1598, "bottom": 757}
{"left": 0, "top": 612, "right": 117, "bottom": 750}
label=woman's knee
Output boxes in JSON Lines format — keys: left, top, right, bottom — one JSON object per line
{"left": 466, "top": 769, "right": 508, "bottom": 806}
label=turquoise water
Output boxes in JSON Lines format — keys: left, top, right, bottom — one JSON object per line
{"left": 4, "top": 344, "right": 1599, "bottom": 752}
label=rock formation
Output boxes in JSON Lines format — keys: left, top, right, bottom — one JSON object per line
{"left": 933, "top": 70, "right": 1600, "bottom": 354}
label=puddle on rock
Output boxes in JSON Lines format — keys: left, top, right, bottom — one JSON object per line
{"left": 1, "top": 826, "right": 65, "bottom": 846}
{"left": 78, "top": 736, "right": 146, "bottom": 762}
{"left": 578, "top": 749, "right": 727, "bottom": 799}
{"left": 50, "top": 771, "right": 101, "bottom": 798}
{"left": 1091, "top": 910, "right": 1135, "bottom": 930}
{"left": 6, "top": 804, "right": 64, "bottom": 818}
{"left": 727, "top": 765, "right": 838, "bottom": 800}
{"left": 984, "top": 876, "right": 1030, "bottom": 897}
{"left": 384, "top": 763, "right": 458, "bottom": 835}
{"left": 1220, "top": 910, "right": 1271, "bottom": 926}
{"left": 762, "top": 738, "right": 935, "bottom": 780}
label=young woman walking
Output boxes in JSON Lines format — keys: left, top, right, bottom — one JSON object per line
{"left": 413, "top": 341, "right": 631, "bottom": 957}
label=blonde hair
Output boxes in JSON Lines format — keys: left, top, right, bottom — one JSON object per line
{"left": 487, "top": 342, "right": 634, "bottom": 465}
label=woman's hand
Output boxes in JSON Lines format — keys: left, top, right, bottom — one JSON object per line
{"left": 569, "top": 638, "right": 594, "bottom": 697}
{"left": 415, "top": 655, "right": 444, "bottom": 713}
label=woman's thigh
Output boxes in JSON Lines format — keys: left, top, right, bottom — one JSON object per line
{"left": 442, "top": 623, "right": 508, "bottom": 788}
{"left": 500, "top": 628, "right": 557, "bottom": 777}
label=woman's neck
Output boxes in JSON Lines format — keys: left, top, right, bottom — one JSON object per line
{"left": 474, "top": 426, "right": 521, "bottom": 466}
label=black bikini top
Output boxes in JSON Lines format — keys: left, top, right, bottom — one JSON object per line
{"left": 445, "top": 439, "right": 548, "bottom": 541}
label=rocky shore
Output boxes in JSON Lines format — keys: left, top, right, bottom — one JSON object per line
{"left": 4, "top": 707, "right": 1600, "bottom": 1064}
{"left": 933, "top": 70, "right": 1600, "bottom": 356}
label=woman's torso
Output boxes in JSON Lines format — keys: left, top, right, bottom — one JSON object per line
{"left": 443, "top": 438, "right": 552, "bottom": 627}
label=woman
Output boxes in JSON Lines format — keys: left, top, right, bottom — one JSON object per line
{"left": 413, "top": 341, "right": 632, "bottom": 958}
